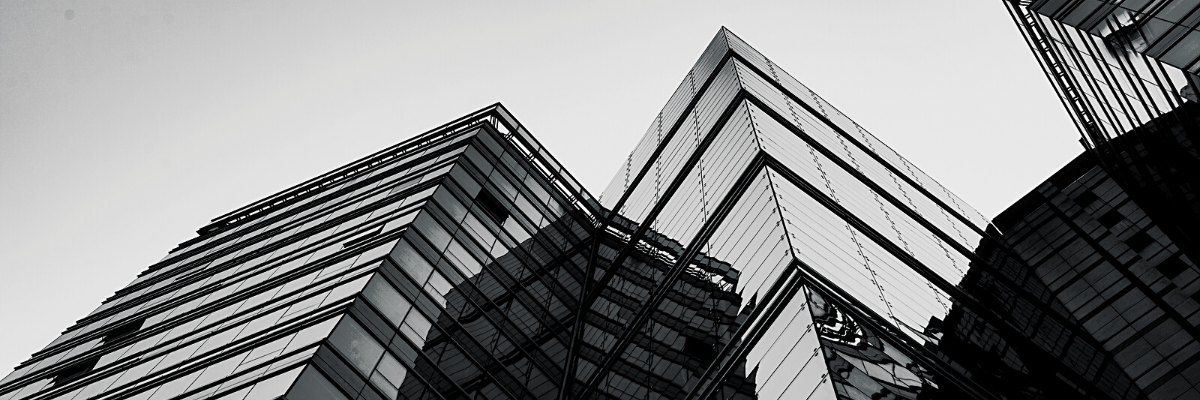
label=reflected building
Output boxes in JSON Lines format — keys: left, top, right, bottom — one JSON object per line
{"left": 1004, "top": 0, "right": 1200, "bottom": 271}
{"left": 5, "top": 27, "right": 1198, "bottom": 400}
{"left": 955, "top": 143, "right": 1200, "bottom": 400}
{"left": 999, "top": 2, "right": 1200, "bottom": 398}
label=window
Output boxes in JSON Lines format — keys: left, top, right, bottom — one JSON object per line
{"left": 368, "top": 352, "right": 408, "bottom": 398}
{"left": 399, "top": 310, "right": 432, "bottom": 345}
{"left": 423, "top": 271, "right": 453, "bottom": 307}
{"left": 53, "top": 356, "right": 99, "bottom": 385}
{"left": 1098, "top": 209, "right": 1123, "bottom": 228}
{"left": 390, "top": 240, "right": 434, "bottom": 284}
{"left": 475, "top": 191, "right": 510, "bottom": 223}
{"left": 328, "top": 317, "right": 383, "bottom": 374}
{"left": 683, "top": 336, "right": 717, "bottom": 364}
{"left": 363, "top": 275, "right": 412, "bottom": 326}
{"left": 102, "top": 318, "right": 144, "bottom": 344}
{"left": 342, "top": 226, "right": 383, "bottom": 249}
{"left": 241, "top": 366, "right": 305, "bottom": 400}
{"left": 1157, "top": 256, "right": 1190, "bottom": 279}
{"left": 1126, "top": 231, "right": 1155, "bottom": 252}
{"left": 1074, "top": 191, "right": 1099, "bottom": 207}
{"left": 286, "top": 366, "right": 349, "bottom": 400}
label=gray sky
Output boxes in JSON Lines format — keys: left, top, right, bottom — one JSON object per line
{"left": 0, "top": 1, "right": 1078, "bottom": 372}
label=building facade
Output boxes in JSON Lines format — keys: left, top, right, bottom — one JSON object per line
{"left": 0, "top": 106, "right": 605, "bottom": 400}
{"left": 1004, "top": 0, "right": 1200, "bottom": 265}
{"left": 4, "top": 27, "right": 1197, "bottom": 400}
{"left": 985, "top": 148, "right": 1200, "bottom": 400}
{"left": 997, "top": 3, "right": 1200, "bottom": 398}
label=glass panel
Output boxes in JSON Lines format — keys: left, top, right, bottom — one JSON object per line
{"left": 285, "top": 367, "right": 349, "bottom": 400}
{"left": 327, "top": 318, "right": 384, "bottom": 374}
{"left": 240, "top": 366, "right": 304, "bottom": 400}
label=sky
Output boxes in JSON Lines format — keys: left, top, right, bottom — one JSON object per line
{"left": 0, "top": 1, "right": 1081, "bottom": 372}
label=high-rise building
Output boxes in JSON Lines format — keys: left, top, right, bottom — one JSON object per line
{"left": 996, "top": 4, "right": 1200, "bottom": 398}
{"left": 0, "top": 106, "right": 606, "bottom": 400}
{"left": 984, "top": 148, "right": 1200, "bottom": 400}
{"left": 1004, "top": 0, "right": 1200, "bottom": 265}
{"left": 4, "top": 26, "right": 1194, "bottom": 400}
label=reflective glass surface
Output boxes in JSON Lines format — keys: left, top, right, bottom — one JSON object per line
{"left": 9, "top": 27, "right": 1200, "bottom": 400}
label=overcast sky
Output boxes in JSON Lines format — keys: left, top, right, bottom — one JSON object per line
{"left": 0, "top": 1, "right": 1079, "bottom": 372}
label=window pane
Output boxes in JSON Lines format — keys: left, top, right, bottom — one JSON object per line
{"left": 389, "top": 240, "right": 433, "bottom": 283}
{"left": 362, "top": 276, "right": 412, "bottom": 326}
{"left": 327, "top": 318, "right": 384, "bottom": 374}
{"left": 400, "top": 311, "right": 432, "bottom": 345}
{"left": 285, "top": 366, "right": 349, "bottom": 400}
{"left": 375, "top": 352, "right": 407, "bottom": 389}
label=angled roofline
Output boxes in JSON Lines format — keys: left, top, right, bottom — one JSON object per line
{"left": 195, "top": 103, "right": 600, "bottom": 237}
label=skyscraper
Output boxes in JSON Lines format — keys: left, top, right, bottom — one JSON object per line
{"left": 997, "top": 3, "right": 1200, "bottom": 398}
{"left": 3, "top": 27, "right": 1191, "bottom": 400}
{"left": 1004, "top": 0, "right": 1200, "bottom": 264}
{"left": 0, "top": 106, "right": 605, "bottom": 400}
{"left": 985, "top": 148, "right": 1200, "bottom": 400}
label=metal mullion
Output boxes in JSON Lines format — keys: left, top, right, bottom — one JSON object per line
{"left": 1048, "top": 17, "right": 1136, "bottom": 141}
{"left": 1100, "top": 19, "right": 1169, "bottom": 118}
{"left": 1075, "top": 24, "right": 1154, "bottom": 128}
{"left": 573, "top": 90, "right": 749, "bottom": 349}
{"left": 728, "top": 52, "right": 990, "bottom": 239}
{"left": 387, "top": 294, "right": 534, "bottom": 400}
{"left": 567, "top": 66, "right": 744, "bottom": 399}
{"left": 208, "top": 114, "right": 488, "bottom": 231}
{"left": 765, "top": 153, "right": 1125, "bottom": 398}
{"left": 557, "top": 213, "right": 605, "bottom": 400}
{"left": 1141, "top": 7, "right": 1200, "bottom": 62}
{"left": 685, "top": 262, "right": 804, "bottom": 400}
{"left": 123, "top": 153, "right": 454, "bottom": 306}
{"left": 576, "top": 150, "right": 766, "bottom": 400}
{"left": 603, "top": 52, "right": 736, "bottom": 222}
{"left": 1075, "top": 0, "right": 1120, "bottom": 34}
{"left": 1042, "top": 15, "right": 1127, "bottom": 140}
{"left": 1139, "top": 50, "right": 1185, "bottom": 112}
{"left": 1006, "top": 1, "right": 1095, "bottom": 146}
{"left": 25, "top": 222, "right": 411, "bottom": 380}
{"left": 405, "top": 221, "right": 568, "bottom": 387}
{"left": 745, "top": 91, "right": 1075, "bottom": 318}
{"left": 1069, "top": 17, "right": 1200, "bottom": 230}
{"left": 787, "top": 256, "right": 999, "bottom": 400}
{"left": 489, "top": 115, "right": 600, "bottom": 219}
{"left": 1038, "top": 190, "right": 1200, "bottom": 347}
{"left": 436, "top": 204, "right": 581, "bottom": 354}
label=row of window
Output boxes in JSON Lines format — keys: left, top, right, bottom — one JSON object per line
{"left": 387, "top": 132, "right": 604, "bottom": 399}
{"left": 13, "top": 172, "right": 446, "bottom": 382}
{"left": 90, "top": 147, "right": 460, "bottom": 327}
{"left": 4, "top": 197, "right": 421, "bottom": 392}
{"left": 150, "top": 128, "right": 481, "bottom": 286}
{"left": 209, "top": 129, "right": 596, "bottom": 400}
{"left": 6, "top": 123, "right": 591, "bottom": 400}
{"left": 994, "top": 164, "right": 1200, "bottom": 398}
{"left": 3, "top": 251, "right": 392, "bottom": 400}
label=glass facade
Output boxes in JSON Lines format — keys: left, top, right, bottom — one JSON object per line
{"left": 1027, "top": 0, "right": 1200, "bottom": 74}
{"left": 5, "top": 26, "right": 1199, "bottom": 400}
{"left": 1005, "top": 0, "right": 1200, "bottom": 268}
{"left": 0, "top": 105, "right": 599, "bottom": 400}
{"left": 986, "top": 149, "right": 1200, "bottom": 400}
{"left": 1001, "top": 4, "right": 1200, "bottom": 397}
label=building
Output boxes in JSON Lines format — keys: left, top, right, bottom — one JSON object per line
{"left": 0, "top": 106, "right": 606, "bottom": 400}
{"left": 4, "top": 27, "right": 1194, "bottom": 400}
{"left": 1004, "top": 0, "right": 1200, "bottom": 266}
{"left": 993, "top": 3, "right": 1200, "bottom": 398}
{"left": 1018, "top": 0, "right": 1200, "bottom": 74}
{"left": 979, "top": 146, "right": 1200, "bottom": 400}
